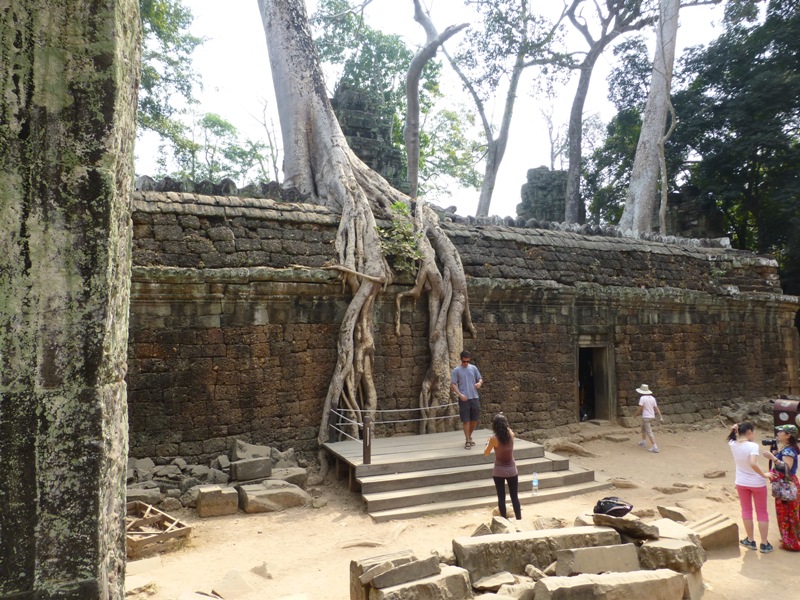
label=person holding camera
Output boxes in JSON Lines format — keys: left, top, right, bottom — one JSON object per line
{"left": 728, "top": 422, "right": 774, "bottom": 553}
{"left": 634, "top": 384, "right": 663, "bottom": 453}
{"left": 484, "top": 413, "right": 522, "bottom": 521}
{"left": 762, "top": 424, "right": 800, "bottom": 551}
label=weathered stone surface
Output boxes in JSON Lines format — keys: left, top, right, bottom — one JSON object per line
{"left": 703, "top": 470, "right": 726, "bottom": 479}
{"left": 490, "top": 516, "right": 518, "bottom": 534}
{"left": 638, "top": 538, "right": 707, "bottom": 573}
{"left": 350, "top": 550, "right": 416, "bottom": 600}
{"left": 370, "top": 556, "right": 441, "bottom": 589}
{"left": 272, "top": 447, "right": 298, "bottom": 468}
{"left": 230, "top": 457, "right": 272, "bottom": 481}
{"left": 686, "top": 513, "right": 739, "bottom": 551}
{"left": 592, "top": 513, "right": 659, "bottom": 540}
{"left": 532, "top": 569, "right": 686, "bottom": 600}
{"left": 684, "top": 569, "right": 705, "bottom": 600}
{"left": 524, "top": 564, "right": 547, "bottom": 581}
{"left": 658, "top": 505, "right": 693, "bottom": 522}
{"left": 269, "top": 467, "right": 308, "bottom": 488}
{"left": 652, "top": 518, "right": 702, "bottom": 548}
{"left": 532, "top": 517, "right": 566, "bottom": 530}
{"left": 654, "top": 486, "right": 688, "bottom": 495}
{"left": 573, "top": 513, "right": 595, "bottom": 527}
{"left": 473, "top": 571, "right": 516, "bottom": 592}
{"left": 368, "top": 565, "right": 472, "bottom": 600}
{"left": 555, "top": 543, "right": 640, "bottom": 576}
{"left": 233, "top": 439, "right": 272, "bottom": 461}
{"left": 472, "top": 523, "right": 493, "bottom": 537}
{"left": 127, "top": 488, "right": 164, "bottom": 505}
{"left": 610, "top": 477, "right": 639, "bottom": 489}
{"left": 196, "top": 485, "right": 239, "bottom": 517}
{"left": 237, "top": 481, "right": 310, "bottom": 513}
{"left": 452, "top": 526, "right": 620, "bottom": 580}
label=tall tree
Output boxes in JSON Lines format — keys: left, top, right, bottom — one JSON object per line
{"left": 445, "top": 0, "right": 567, "bottom": 217}
{"left": 0, "top": 0, "right": 140, "bottom": 597}
{"left": 563, "top": 0, "right": 655, "bottom": 224}
{"left": 618, "top": 0, "right": 681, "bottom": 233}
{"left": 257, "top": 0, "right": 474, "bottom": 470}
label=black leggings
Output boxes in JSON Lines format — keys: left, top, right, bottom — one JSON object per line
{"left": 493, "top": 475, "right": 522, "bottom": 520}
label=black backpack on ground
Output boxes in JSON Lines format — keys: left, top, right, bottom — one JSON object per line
{"left": 593, "top": 496, "right": 633, "bottom": 517}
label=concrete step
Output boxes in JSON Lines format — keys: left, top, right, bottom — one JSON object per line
{"left": 358, "top": 452, "right": 570, "bottom": 494}
{"left": 368, "top": 478, "right": 614, "bottom": 522}
{"left": 363, "top": 465, "right": 598, "bottom": 513}
{"left": 354, "top": 441, "right": 545, "bottom": 478}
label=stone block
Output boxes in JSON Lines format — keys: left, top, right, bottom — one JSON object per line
{"left": 233, "top": 439, "right": 271, "bottom": 461}
{"left": 126, "top": 487, "right": 163, "bottom": 505}
{"left": 350, "top": 549, "right": 416, "bottom": 600}
{"left": 686, "top": 513, "right": 738, "bottom": 551}
{"left": 652, "top": 518, "right": 702, "bottom": 548}
{"left": 196, "top": 485, "right": 239, "bottom": 517}
{"left": 452, "top": 526, "right": 620, "bottom": 581}
{"left": 368, "top": 565, "right": 472, "bottom": 600}
{"left": 593, "top": 513, "right": 659, "bottom": 540}
{"left": 658, "top": 505, "right": 692, "bottom": 522}
{"left": 555, "top": 543, "right": 640, "bottom": 576}
{"left": 638, "top": 538, "right": 706, "bottom": 573}
{"left": 490, "top": 516, "right": 517, "bottom": 534}
{"left": 684, "top": 570, "right": 705, "bottom": 600}
{"left": 473, "top": 571, "right": 516, "bottom": 592}
{"left": 532, "top": 569, "right": 685, "bottom": 600}
{"left": 370, "top": 556, "right": 441, "bottom": 589}
{"left": 230, "top": 457, "right": 272, "bottom": 481}
{"left": 237, "top": 481, "right": 310, "bottom": 513}
{"left": 269, "top": 467, "right": 308, "bottom": 488}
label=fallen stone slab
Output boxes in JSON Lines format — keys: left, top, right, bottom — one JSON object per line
{"left": 532, "top": 569, "right": 686, "bottom": 600}
{"left": 638, "top": 538, "right": 706, "bottom": 573}
{"left": 452, "top": 526, "right": 620, "bottom": 581}
{"left": 196, "top": 485, "right": 239, "bottom": 517}
{"left": 237, "top": 481, "right": 310, "bottom": 513}
{"left": 555, "top": 543, "right": 640, "bottom": 576}
{"left": 368, "top": 565, "right": 472, "bottom": 600}
{"left": 592, "top": 513, "right": 659, "bottom": 540}
{"left": 686, "top": 513, "right": 739, "bottom": 551}
{"left": 497, "top": 581, "right": 536, "bottom": 598}
{"left": 652, "top": 518, "right": 702, "bottom": 548}
{"left": 472, "top": 523, "right": 493, "bottom": 537}
{"left": 233, "top": 439, "right": 271, "bottom": 461}
{"left": 658, "top": 505, "right": 692, "bottom": 522}
{"left": 370, "top": 556, "right": 441, "bottom": 589}
{"left": 490, "top": 516, "right": 517, "bottom": 534}
{"left": 473, "top": 571, "right": 516, "bottom": 592}
{"left": 654, "top": 485, "right": 688, "bottom": 495}
{"left": 126, "top": 487, "right": 163, "bottom": 505}
{"left": 272, "top": 447, "right": 297, "bottom": 468}
{"left": 684, "top": 569, "right": 705, "bottom": 600}
{"left": 230, "top": 457, "right": 272, "bottom": 481}
{"left": 350, "top": 549, "right": 416, "bottom": 600}
{"left": 269, "top": 467, "right": 308, "bottom": 488}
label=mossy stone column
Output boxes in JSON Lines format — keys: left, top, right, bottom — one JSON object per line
{"left": 0, "top": 1, "right": 140, "bottom": 598}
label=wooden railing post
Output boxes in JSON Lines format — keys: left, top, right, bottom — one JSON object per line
{"left": 363, "top": 415, "right": 372, "bottom": 465}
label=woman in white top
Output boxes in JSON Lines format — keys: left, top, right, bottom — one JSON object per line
{"left": 728, "top": 422, "right": 774, "bottom": 553}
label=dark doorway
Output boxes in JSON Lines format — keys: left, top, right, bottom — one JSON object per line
{"left": 577, "top": 345, "right": 612, "bottom": 422}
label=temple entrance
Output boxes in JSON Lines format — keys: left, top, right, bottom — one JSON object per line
{"left": 576, "top": 339, "right": 615, "bottom": 422}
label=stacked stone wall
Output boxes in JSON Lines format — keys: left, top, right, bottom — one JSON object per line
{"left": 127, "top": 193, "right": 800, "bottom": 461}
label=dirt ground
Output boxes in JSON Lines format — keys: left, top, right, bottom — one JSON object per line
{"left": 125, "top": 422, "right": 799, "bottom": 599}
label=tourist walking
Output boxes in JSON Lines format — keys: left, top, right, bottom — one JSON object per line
{"left": 451, "top": 350, "right": 483, "bottom": 449}
{"left": 484, "top": 413, "right": 521, "bottom": 520}
{"left": 634, "top": 384, "right": 663, "bottom": 452}
{"left": 728, "top": 422, "right": 774, "bottom": 553}
{"left": 762, "top": 424, "right": 800, "bottom": 551}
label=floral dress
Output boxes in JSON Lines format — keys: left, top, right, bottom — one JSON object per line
{"left": 773, "top": 446, "right": 800, "bottom": 551}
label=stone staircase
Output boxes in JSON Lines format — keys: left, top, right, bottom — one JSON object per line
{"left": 335, "top": 429, "right": 611, "bottom": 522}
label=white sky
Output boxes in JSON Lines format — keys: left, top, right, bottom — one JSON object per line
{"left": 134, "top": 0, "right": 727, "bottom": 218}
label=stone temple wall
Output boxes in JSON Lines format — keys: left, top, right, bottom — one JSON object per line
{"left": 128, "top": 192, "right": 800, "bottom": 461}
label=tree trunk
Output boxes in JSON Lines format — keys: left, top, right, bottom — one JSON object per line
{"left": 564, "top": 47, "right": 604, "bottom": 224}
{"left": 0, "top": 1, "right": 140, "bottom": 597}
{"left": 618, "top": 0, "right": 680, "bottom": 233}
{"left": 258, "top": 0, "right": 474, "bottom": 467}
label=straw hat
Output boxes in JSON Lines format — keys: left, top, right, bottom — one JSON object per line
{"left": 635, "top": 384, "right": 652, "bottom": 394}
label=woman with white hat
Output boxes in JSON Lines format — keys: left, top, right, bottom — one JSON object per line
{"left": 634, "top": 384, "right": 663, "bottom": 453}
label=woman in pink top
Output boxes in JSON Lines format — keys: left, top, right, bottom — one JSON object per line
{"left": 484, "top": 413, "right": 521, "bottom": 520}
{"left": 728, "top": 422, "right": 774, "bottom": 553}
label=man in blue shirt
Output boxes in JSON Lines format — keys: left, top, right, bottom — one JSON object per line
{"left": 451, "top": 350, "right": 483, "bottom": 449}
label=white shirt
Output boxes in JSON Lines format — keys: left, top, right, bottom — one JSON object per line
{"left": 638, "top": 394, "right": 658, "bottom": 419}
{"left": 729, "top": 440, "right": 766, "bottom": 488}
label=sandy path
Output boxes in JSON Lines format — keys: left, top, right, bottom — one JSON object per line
{"left": 126, "top": 422, "right": 799, "bottom": 599}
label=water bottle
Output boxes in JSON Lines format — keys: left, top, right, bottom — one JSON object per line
{"left": 531, "top": 472, "right": 539, "bottom": 496}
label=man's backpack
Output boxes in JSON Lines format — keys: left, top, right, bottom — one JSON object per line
{"left": 593, "top": 496, "right": 633, "bottom": 517}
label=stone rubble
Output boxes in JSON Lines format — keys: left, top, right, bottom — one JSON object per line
{"left": 126, "top": 438, "right": 314, "bottom": 517}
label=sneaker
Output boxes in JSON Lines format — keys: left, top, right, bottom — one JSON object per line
{"left": 638, "top": 440, "right": 647, "bottom": 447}
{"left": 739, "top": 538, "right": 757, "bottom": 550}
{"left": 760, "top": 542, "right": 774, "bottom": 553}
{"left": 649, "top": 446, "right": 660, "bottom": 453}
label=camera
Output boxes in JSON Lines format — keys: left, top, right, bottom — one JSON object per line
{"left": 762, "top": 438, "right": 778, "bottom": 452}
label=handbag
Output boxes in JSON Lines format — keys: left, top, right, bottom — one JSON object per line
{"left": 771, "top": 473, "right": 798, "bottom": 502}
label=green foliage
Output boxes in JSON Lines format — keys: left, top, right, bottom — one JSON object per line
{"left": 377, "top": 202, "right": 424, "bottom": 275}
{"left": 139, "top": 0, "right": 203, "bottom": 140}
{"left": 312, "top": 0, "right": 481, "bottom": 200}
